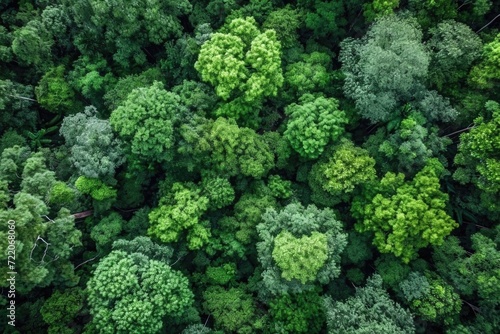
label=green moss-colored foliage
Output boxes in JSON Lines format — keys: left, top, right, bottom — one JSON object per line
{"left": 353, "top": 159, "right": 458, "bottom": 263}
{"left": 364, "top": 0, "right": 400, "bottom": 22}
{"left": 309, "top": 139, "right": 376, "bottom": 204}
{"left": 284, "top": 52, "right": 332, "bottom": 97}
{"left": 180, "top": 117, "right": 274, "bottom": 178}
{"left": 35, "top": 65, "right": 78, "bottom": 114}
{"left": 340, "top": 16, "right": 428, "bottom": 123}
{"left": 0, "top": 129, "right": 27, "bottom": 152}
{"left": 103, "top": 68, "right": 163, "bottom": 111}
{"left": 407, "top": 0, "right": 458, "bottom": 29}
{"left": 272, "top": 230, "right": 328, "bottom": 284}
{"left": 232, "top": 193, "right": 277, "bottom": 245}
{"left": 12, "top": 20, "right": 53, "bottom": 70}
{"left": 298, "top": 0, "right": 347, "bottom": 44}
{"left": 0, "top": 80, "right": 37, "bottom": 133}
{"left": 364, "top": 111, "right": 452, "bottom": 175}
{"left": 48, "top": 181, "right": 75, "bottom": 205}
{"left": 0, "top": 147, "right": 82, "bottom": 294}
{"left": 469, "top": 33, "right": 500, "bottom": 91}
{"left": 203, "top": 286, "right": 256, "bottom": 333}
{"left": 70, "top": 0, "right": 191, "bottom": 68}
{"left": 427, "top": 20, "right": 482, "bottom": 91}
{"left": 284, "top": 94, "right": 347, "bottom": 159}
{"left": 206, "top": 263, "right": 237, "bottom": 285}
{"left": 87, "top": 238, "right": 193, "bottom": 334}
{"left": 268, "top": 290, "right": 325, "bottom": 333}
{"left": 434, "top": 232, "right": 500, "bottom": 308}
{"left": 375, "top": 254, "right": 411, "bottom": 290}
{"left": 454, "top": 101, "right": 500, "bottom": 214}
{"left": 411, "top": 276, "right": 462, "bottom": 326}
{"left": 257, "top": 203, "right": 347, "bottom": 294}
{"left": 201, "top": 176, "right": 235, "bottom": 210}
{"left": 75, "top": 176, "right": 116, "bottom": 201}
{"left": 90, "top": 212, "right": 124, "bottom": 252}
{"left": 68, "top": 54, "right": 115, "bottom": 105}
{"left": 267, "top": 175, "right": 292, "bottom": 199}
{"left": 41, "top": 288, "right": 84, "bottom": 334}
{"left": 324, "top": 274, "right": 415, "bottom": 333}
{"left": 148, "top": 182, "right": 210, "bottom": 250}
{"left": 110, "top": 82, "right": 184, "bottom": 165}
{"left": 342, "top": 231, "right": 374, "bottom": 266}
{"left": 399, "top": 271, "right": 431, "bottom": 302}
{"left": 195, "top": 16, "right": 283, "bottom": 120}
{"left": 262, "top": 5, "right": 301, "bottom": 49}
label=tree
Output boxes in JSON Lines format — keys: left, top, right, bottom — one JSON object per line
{"left": 67, "top": 0, "right": 192, "bottom": 68}
{"left": 434, "top": 231, "right": 500, "bottom": 308}
{"left": 309, "top": 139, "right": 376, "bottom": 204}
{"left": 257, "top": 203, "right": 347, "bottom": 294}
{"left": 60, "top": 106, "right": 125, "bottom": 180}
{"left": 427, "top": 20, "right": 482, "bottom": 91}
{"left": 35, "top": 65, "right": 78, "bottom": 115}
{"left": 340, "top": 16, "right": 429, "bottom": 123}
{"left": 110, "top": 82, "right": 185, "bottom": 165}
{"left": 469, "top": 33, "right": 500, "bottom": 92}
{"left": 202, "top": 286, "right": 257, "bottom": 333}
{"left": 87, "top": 237, "right": 193, "bottom": 334}
{"left": 179, "top": 117, "right": 274, "bottom": 178}
{"left": 0, "top": 147, "right": 82, "bottom": 294}
{"left": 195, "top": 17, "right": 283, "bottom": 120}
{"left": 268, "top": 289, "right": 325, "bottom": 334}
{"left": 272, "top": 230, "right": 328, "bottom": 284}
{"left": 41, "top": 288, "right": 84, "bottom": 334}
{"left": 363, "top": 0, "right": 400, "bottom": 22}
{"left": 68, "top": 54, "right": 115, "bottom": 106}
{"left": 11, "top": 20, "right": 53, "bottom": 69}
{"left": 363, "top": 111, "right": 451, "bottom": 176}
{"left": 454, "top": 101, "right": 500, "bottom": 215}
{"left": 103, "top": 68, "right": 163, "bottom": 111}
{"left": 297, "top": 0, "right": 347, "bottom": 46}
{"left": 284, "top": 94, "right": 347, "bottom": 159}
{"left": 284, "top": 52, "right": 332, "bottom": 98}
{"left": 201, "top": 176, "right": 235, "bottom": 210}
{"left": 75, "top": 176, "right": 116, "bottom": 201}
{"left": 352, "top": 159, "right": 458, "bottom": 263}
{"left": 90, "top": 212, "right": 124, "bottom": 252}
{"left": 262, "top": 5, "right": 301, "bottom": 49}
{"left": 324, "top": 274, "right": 415, "bottom": 334}
{"left": 148, "top": 182, "right": 210, "bottom": 250}
{"left": 410, "top": 275, "right": 462, "bottom": 326}
{"left": 0, "top": 80, "right": 37, "bottom": 134}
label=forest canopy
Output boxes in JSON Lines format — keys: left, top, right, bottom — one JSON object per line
{"left": 1, "top": 1, "right": 499, "bottom": 333}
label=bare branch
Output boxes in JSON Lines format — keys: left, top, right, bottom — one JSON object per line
{"left": 476, "top": 14, "right": 500, "bottom": 34}
{"left": 75, "top": 253, "right": 100, "bottom": 270}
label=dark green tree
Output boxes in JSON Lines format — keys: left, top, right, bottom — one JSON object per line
{"left": 324, "top": 274, "right": 415, "bottom": 333}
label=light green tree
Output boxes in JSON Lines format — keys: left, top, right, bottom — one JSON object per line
{"left": 352, "top": 159, "right": 458, "bottom": 263}
{"left": 148, "top": 182, "right": 210, "bottom": 250}
{"left": 257, "top": 203, "right": 347, "bottom": 294}
{"left": 195, "top": 17, "right": 283, "bottom": 120}
{"left": 454, "top": 101, "right": 500, "bottom": 214}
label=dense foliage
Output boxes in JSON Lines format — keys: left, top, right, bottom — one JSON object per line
{"left": 1, "top": 1, "right": 500, "bottom": 333}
